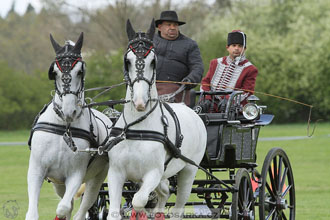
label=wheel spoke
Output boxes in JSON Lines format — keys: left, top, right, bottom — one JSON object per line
{"left": 278, "top": 156, "right": 283, "bottom": 190}
{"left": 268, "top": 166, "right": 277, "bottom": 193}
{"left": 273, "top": 156, "right": 278, "bottom": 190}
{"left": 239, "top": 181, "right": 244, "bottom": 203}
{"left": 280, "top": 167, "right": 288, "bottom": 193}
{"left": 273, "top": 156, "right": 279, "bottom": 192}
{"left": 238, "top": 191, "right": 244, "bottom": 210}
{"left": 245, "top": 185, "right": 251, "bottom": 206}
{"left": 264, "top": 199, "right": 276, "bottom": 205}
{"left": 247, "top": 200, "right": 252, "bottom": 209}
{"left": 266, "top": 181, "right": 277, "bottom": 199}
{"left": 282, "top": 212, "right": 288, "bottom": 220}
{"left": 265, "top": 207, "right": 276, "bottom": 220}
{"left": 282, "top": 184, "right": 292, "bottom": 197}
{"left": 243, "top": 178, "right": 248, "bottom": 204}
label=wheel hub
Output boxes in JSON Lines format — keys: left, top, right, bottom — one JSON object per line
{"left": 277, "top": 197, "right": 288, "bottom": 210}
{"left": 242, "top": 209, "right": 254, "bottom": 220}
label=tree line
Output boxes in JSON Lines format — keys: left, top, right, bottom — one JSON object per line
{"left": 0, "top": 0, "right": 329, "bottom": 129}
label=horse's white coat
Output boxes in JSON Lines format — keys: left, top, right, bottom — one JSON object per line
{"left": 26, "top": 51, "right": 112, "bottom": 220}
{"left": 106, "top": 44, "right": 207, "bottom": 220}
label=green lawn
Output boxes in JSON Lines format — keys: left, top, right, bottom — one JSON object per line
{"left": 0, "top": 123, "right": 329, "bottom": 219}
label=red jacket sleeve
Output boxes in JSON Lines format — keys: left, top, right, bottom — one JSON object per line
{"left": 239, "top": 65, "right": 258, "bottom": 93}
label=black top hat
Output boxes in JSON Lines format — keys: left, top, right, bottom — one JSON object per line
{"left": 155, "top": 10, "right": 186, "bottom": 26}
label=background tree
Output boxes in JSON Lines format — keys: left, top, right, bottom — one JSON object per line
{"left": 0, "top": 0, "right": 329, "bottom": 129}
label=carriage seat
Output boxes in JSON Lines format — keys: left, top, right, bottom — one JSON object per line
{"left": 198, "top": 113, "right": 227, "bottom": 159}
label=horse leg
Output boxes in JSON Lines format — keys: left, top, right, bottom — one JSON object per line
{"left": 73, "top": 168, "right": 108, "bottom": 220}
{"left": 107, "top": 168, "right": 126, "bottom": 220}
{"left": 132, "top": 170, "right": 163, "bottom": 218}
{"left": 170, "top": 165, "right": 198, "bottom": 220}
{"left": 153, "top": 179, "right": 170, "bottom": 220}
{"left": 25, "top": 160, "right": 46, "bottom": 220}
{"left": 52, "top": 183, "right": 74, "bottom": 220}
{"left": 55, "top": 174, "right": 83, "bottom": 219}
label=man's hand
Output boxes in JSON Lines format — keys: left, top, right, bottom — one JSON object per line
{"left": 181, "top": 77, "right": 196, "bottom": 90}
{"left": 194, "top": 99, "right": 211, "bottom": 113}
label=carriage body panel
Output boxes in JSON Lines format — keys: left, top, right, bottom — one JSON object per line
{"left": 200, "top": 118, "right": 260, "bottom": 168}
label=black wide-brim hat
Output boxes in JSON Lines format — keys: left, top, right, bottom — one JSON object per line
{"left": 155, "top": 10, "right": 186, "bottom": 26}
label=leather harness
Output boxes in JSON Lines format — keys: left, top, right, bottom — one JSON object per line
{"left": 98, "top": 101, "right": 189, "bottom": 167}
{"left": 28, "top": 103, "right": 102, "bottom": 150}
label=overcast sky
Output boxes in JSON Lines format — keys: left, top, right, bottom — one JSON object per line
{"left": 0, "top": 0, "right": 111, "bottom": 17}
{"left": 1, "top": 0, "right": 40, "bottom": 17}
{"left": 0, "top": 0, "right": 215, "bottom": 18}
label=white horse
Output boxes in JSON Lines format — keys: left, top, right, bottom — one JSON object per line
{"left": 26, "top": 33, "right": 112, "bottom": 220}
{"left": 102, "top": 20, "right": 207, "bottom": 220}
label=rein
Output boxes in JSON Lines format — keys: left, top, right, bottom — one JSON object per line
{"left": 158, "top": 84, "right": 186, "bottom": 103}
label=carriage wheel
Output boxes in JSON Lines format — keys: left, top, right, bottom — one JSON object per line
{"left": 230, "top": 168, "right": 255, "bottom": 220}
{"left": 259, "top": 147, "right": 295, "bottom": 220}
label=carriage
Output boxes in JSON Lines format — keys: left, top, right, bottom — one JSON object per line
{"left": 84, "top": 89, "right": 295, "bottom": 220}
{"left": 26, "top": 20, "right": 295, "bottom": 220}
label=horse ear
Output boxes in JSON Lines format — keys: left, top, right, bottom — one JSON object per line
{"left": 73, "top": 32, "right": 84, "bottom": 54}
{"left": 50, "top": 34, "right": 61, "bottom": 53}
{"left": 48, "top": 61, "right": 56, "bottom": 80}
{"left": 146, "top": 18, "right": 155, "bottom": 40}
{"left": 126, "top": 19, "right": 136, "bottom": 41}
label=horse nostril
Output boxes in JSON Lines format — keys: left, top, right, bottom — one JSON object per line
{"left": 72, "top": 110, "right": 77, "bottom": 117}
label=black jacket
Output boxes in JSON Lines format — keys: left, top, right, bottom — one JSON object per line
{"left": 153, "top": 32, "right": 204, "bottom": 84}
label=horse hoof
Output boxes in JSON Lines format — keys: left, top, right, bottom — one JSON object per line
{"left": 130, "top": 209, "right": 148, "bottom": 220}
{"left": 154, "top": 212, "right": 165, "bottom": 220}
{"left": 54, "top": 216, "right": 66, "bottom": 220}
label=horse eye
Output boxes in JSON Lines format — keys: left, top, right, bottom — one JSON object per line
{"left": 78, "top": 70, "right": 84, "bottom": 75}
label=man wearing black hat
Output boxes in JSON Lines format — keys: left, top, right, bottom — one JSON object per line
{"left": 154, "top": 10, "right": 204, "bottom": 105}
{"left": 200, "top": 30, "right": 258, "bottom": 112}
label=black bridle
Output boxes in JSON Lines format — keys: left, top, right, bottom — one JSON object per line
{"left": 52, "top": 56, "right": 85, "bottom": 100}
{"left": 124, "top": 32, "right": 156, "bottom": 94}
{"left": 49, "top": 51, "right": 86, "bottom": 121}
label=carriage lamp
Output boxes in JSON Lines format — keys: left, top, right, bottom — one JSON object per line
{"left": 246, "top": 95, "right": 260, "bottom": 103}
{"left": 243, "top": 95, "right": 261, "bottom": 120}
{"left": 243, "top": 103, "right": 259, "bottom": 120}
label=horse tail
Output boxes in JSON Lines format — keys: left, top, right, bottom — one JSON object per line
{"left": 74, "top": 183, "right": 86, "bottom": 200}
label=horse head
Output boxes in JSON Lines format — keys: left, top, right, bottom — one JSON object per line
{"left": 124, "top": 19, "right": 156, "bottom": 111}
{"left": 48, "top": 33, "right": 86, "bottom": 123}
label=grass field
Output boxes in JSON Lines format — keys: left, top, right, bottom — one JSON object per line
{"left": 0, "top": 123, "right": 329, "bottom": 219}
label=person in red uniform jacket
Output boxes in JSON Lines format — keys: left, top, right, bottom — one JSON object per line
{"left": 200, "top": 30, "right": 258, "bottom": 112}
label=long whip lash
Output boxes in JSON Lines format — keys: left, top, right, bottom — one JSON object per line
{"left": 84, "top": 79, "right": 321, "bottom": 137}
{"left": 156, "top": 80, "right": 320, "bottom": 137}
